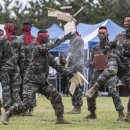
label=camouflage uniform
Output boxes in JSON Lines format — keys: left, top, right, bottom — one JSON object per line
{"left": 19, "top": 34, "right": 36, "bottom": 108}
{"left": 1, "top": 36, "right": 22, "bottom": 110}
{"left": 0, "top": 37, "right": 16, "bottom": 110}
{"left": 87, "top": 43, "right": 124, "bottom": 113}
{"left": 7, "top": 37, "right": 72, "bottom": 118}
{"left": 67, "top": 34, "right": 84, "bottom": 109}
{"left": 92, "top": 32, "right": 130, "bottom": 110}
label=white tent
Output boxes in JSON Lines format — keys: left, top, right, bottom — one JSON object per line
{"left": 0, "top": 24, "right": 6, "bottom": 35}
{"left": 81, "top": 19, "right": 125, "bottom": 49}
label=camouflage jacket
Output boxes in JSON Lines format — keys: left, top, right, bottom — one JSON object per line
{"left": 24, "top": 37, "right": 71, "bottom": 85}
{"left": 95, "top": 31, "right": 130, "bottom": 86}
{"left": 114, "top": 31, "right": 130, "bottom": 69}
{"left": 89, "top": 41, "right": 112, "bottom": 70}
{"left": 0, "top": 36, "right": 15, "bottom": 73}
{"left": 4, "top": 35, "right": 25, "bottom": 73}
{"left": 67, "top": 34, "right": 84, "bottom": 74}
{"left": 19, "top": 34, "right": 36, "bottom": 76}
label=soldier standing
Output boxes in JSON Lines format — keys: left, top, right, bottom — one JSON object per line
{"left": 66, "top": 31, "right": 84, "bottom": 114}
{"left": 19, "top": 21, "right": 36, "bottom": 116}
{"left": 1, "top": 21, "right": 22, "bottom": 112}
{"left": 1, "top": 29, "right": 74, "bottom": 125}
{"left": 0, "top": 28, "right": 16, "bottom": 114}
{"left": 85, "top": 26, "right": 124, "bottom": 120}
{"left": 86, "top": 15, "right": 130, "bottom": 123}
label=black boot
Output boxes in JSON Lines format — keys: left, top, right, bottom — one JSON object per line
{"left": 28, "top": 107, "right": 34, "bottom": 116}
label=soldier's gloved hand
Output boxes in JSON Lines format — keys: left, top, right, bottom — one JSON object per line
{"left": 55, "top": 38, "right": 61, "bottom": 43}
{"left": 64, "top": 32, "right": 73, "bottom": 40}
{"left": 103, "top": 45, "right": 110, "bottom": 55}
{"left": 67, "top": 69, "right": 75, "bottom": 79}
{"left": 68, "top": 73, "right": 75, "bottom": 79}
{"left": 102, "top": 49, "right": 107, "bottom": 55}
{"left": 122, "top": 50, "right": 130, "bottom": 57}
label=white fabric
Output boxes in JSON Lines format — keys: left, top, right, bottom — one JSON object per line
{"left": 0, "top": 24, "right": 5, "bottom": 35}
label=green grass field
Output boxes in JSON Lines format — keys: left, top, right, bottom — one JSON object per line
{"left": 0, "top": 96, "right": 130, "bottom": 130}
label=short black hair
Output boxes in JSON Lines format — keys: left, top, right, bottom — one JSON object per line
{"left": 38, "top": 29, "right": 48, "bottom": 34}
{"left": 5, "top": 20, "right": 13, "bottom": 24}
{"left": 22, "top": 21, "right": 32, "bottom": 26}
{"left": 124, "top": 15, "right": 130, "bottom": 17}
{"left": 99, "top": 26, "right": 107, "bottom": 30}
{"left": 124, "top": 15, "right": 130, "bottom": 20}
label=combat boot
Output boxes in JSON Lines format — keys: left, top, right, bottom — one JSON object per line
{"left": 1, "top": 111, "right": 11, "bottom": 125}
{"left": 56, "top": 115, "right": 71, "bottom": 124}
{"left": 85, "top": 111, "right": 97, "bottom": 119}
{"left": 28, "top": 107, "right": 34, "bottom": 116}
{"left": 4, "top": 108, "right": 9, "bottom": 112}
{"left": 67, "top": 107, "right": 81, "bottom": 114}
{"left": 86, "top": 82, "right": 99, "bottom": 98}
{"left": 20, "top": 110, "right": 29, "bottom": 116}
{"left": 124, "top": 112, "right": 130, "bottom": 123}
{"left": 117, "top": 110, "right": 125, "bottom": 121}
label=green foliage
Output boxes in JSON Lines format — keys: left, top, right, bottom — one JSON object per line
{"left": 0, "top": 97, "right": 129, "bottom": 130}
{"left": 1, "top": 0, "right": 130, "bottom": 33}
{"left": 26, "top": 0, "right": 60, "bottom": 28}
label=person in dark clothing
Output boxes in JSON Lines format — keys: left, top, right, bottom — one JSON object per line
{"left": 1, "top": 29, "right": 75, "bottom": 125}
{"left": 1, "top": 21, "right": 22, "bottom": 112}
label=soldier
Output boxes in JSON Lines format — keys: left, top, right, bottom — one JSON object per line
{"left": 86, "top": 15, "right": 130, "bottom": 123}
{"left": 66, "top": 31, "right": 84, "bottom": 114}
{"left": 0, "top": 29, "right": 4, "bottom": 115}
{"left": 85, "top": 26, "right": 124, "bottom": 120}
{"left": 1, "top": 29, "right": 74, "bottom": 125}
{"left": 0, "top": 28, "right": 15, "bottom": 115}
{"left": 19, "top": 21, "right": 36, "bottom": 116}
{"left": 1, "top": 21, "right": 22, "bottom": 112}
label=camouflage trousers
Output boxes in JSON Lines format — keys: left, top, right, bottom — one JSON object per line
{"left": 20, "top": 74, "right": 36, "bottom": 108}
{"left": 93, "top": 54, "right": 130, "bottom": 112}
{"left": 71, "top": 84, "right": 83, "bottom": 108}
{"left": 87, "top": 70, "right": 124, "bottom": 112}
{"left": 1, "top": 66, "right": 21, "bottom": 109}
{"left": 119, "top": 69, "right": 130, "bottom": 111}
{"left": 9, "top": 79, "right": 64, "bottom": 117}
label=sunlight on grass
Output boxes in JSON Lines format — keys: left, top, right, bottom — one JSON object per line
{"left": 0, "top": 96, "right": 129, "bottom": 130}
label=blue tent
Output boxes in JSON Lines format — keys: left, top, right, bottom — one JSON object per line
{"left": 47, "top": 24, "right": 69, "bottom": 52}
{"left": 31, "top": 19, "right": 125, "bottom": 52}
{"left": 83, "top": 19, "right": 125, "bottom": 49}
{"left": 77, "top": 21, "right": 105, "bottom": 38}
{"left": 31, "top": 23, "right": 64, "bottom": 39}
{"left": 31, "top": 26, "right": 39, "bottom": 37}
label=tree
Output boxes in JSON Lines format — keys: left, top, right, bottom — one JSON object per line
{"left": 26, "top": 0, "right": 60, "bottom": 28}
{"left": 111, "top": 0, "right": 130, "bottom": 26}
{"left": 1, "top": 0, "right": 130, "bottom": 32}
{"left": 0, "top": 0, "right": 13, "bottom": 23}
{"left": 12, "top": 0, "right": 28, "bottom": 34}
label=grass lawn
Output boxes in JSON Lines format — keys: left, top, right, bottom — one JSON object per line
{"left": 0, "top": 96, "right": 130, "bottom": 130}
